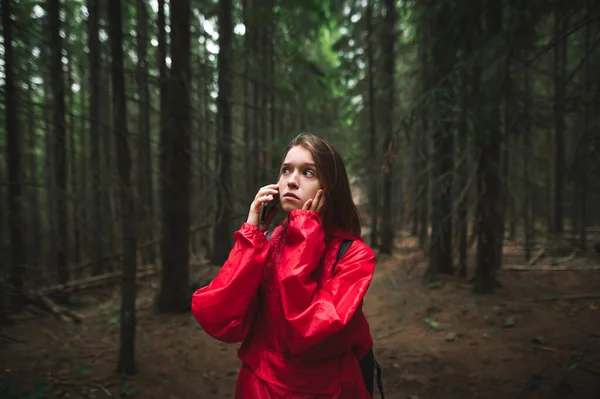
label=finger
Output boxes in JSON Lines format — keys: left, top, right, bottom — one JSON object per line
{"left": 255, "top": 187, "right": 278, "bottom": 200}
{"left": 252, "top": 194, "right": 276, "bottom": 212}
{"left": 305, "top": 191, "right": 319, "bottom": 212}
{"left": 302, "top": 199, "right": 313, "bottom": 210}
{"left": 261, "top": 184, "right": 279, "bottom": 191}
{"left": 256, "top": 188, "right": 279, "bottom": 198}
{"left": 258, "top": 194, "right": 277, "bottom": 204}
{"left": 313, "top": 191, "right": 324, "bottom": 214}
{"left": 317, "top": 190, "right": 326, "bottom": 213}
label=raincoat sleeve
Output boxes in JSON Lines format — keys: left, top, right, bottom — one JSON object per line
{"left": 191, "top": 222, "right": 269, "bottom": 343}
{"left": 276, "top": 210, "right": 375, "bottom": 355}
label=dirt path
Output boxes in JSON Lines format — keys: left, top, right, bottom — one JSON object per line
{"left": 1, "top": 234, "right": 600, "bottom": 399}
{"left": 364, "top": 236, "right": 600, "bottom": 399}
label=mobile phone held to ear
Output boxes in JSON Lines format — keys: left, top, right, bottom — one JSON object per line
{"left": 260, "top": 194, "right": 280, "bottom": 224}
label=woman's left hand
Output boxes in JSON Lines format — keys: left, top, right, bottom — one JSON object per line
{"left": 302, "top": 189, "right": 325, "bottom": 216}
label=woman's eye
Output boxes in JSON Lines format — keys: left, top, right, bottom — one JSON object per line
{"left": 281, "top": 167, "right": 290, "bottom": 174}
{"left": 304, "top": 169, "right": 315, "bottom": 177}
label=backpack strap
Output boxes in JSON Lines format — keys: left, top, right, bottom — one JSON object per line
{"left": 359, "top": 347, "right": 385, "bottom": 399}
{"left": 374, "top": 357, "right": 384, "bottom": 399}
{"left": 332, "top": 239, "right": 353, "bottom": 274}
{"left": 337, "top": 240, "right": 383, "bottom": 398}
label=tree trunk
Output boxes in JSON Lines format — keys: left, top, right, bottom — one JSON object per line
{"left": 366, "top": 0, "right": 379, "bottom": 248}
{"left": 109, "top": 0, "right": 138, "bottom": 375}
{"left": 410, "top": 133, "right": 419, "bottom": 238}
{"left": 553, "top": 5, "right": 567, "bottom": 236}
{"left": 497, "top": 41, "right": 513, "bottom": 270}
{"left": 457, "top": 23, "right": 470, "bottom": 278}
{"left": 43, "top": 73, "right": 57, "bottom": 283}
{"left": 136, "top": 0, "right": 155, "bottom": 267}
{"left": 546, "top": 128, "right": 553, "bottom": 234}
{"left": 213, "top": 0, "right": 234, "bottom": 264}
{"left": 190, "top": 42, "right": 201, "bottom": 226}
{"left": 259, "top": 18, "right": 269, "bottom": 184}
{"left": 202, "top": 41, "right": 212, "bottom": 217}
{"left": 66, "top": 51, "right": 81, "bottom": 266}
{"left": 473, "top": 0, "right": 503, "bottom": 294}
{"left": 417, "top": 20, "right": 430, "bottom": 251}
{"left": 3, "top": 0, "right": 25, "bottom": 313}
{"left": 157, "top": 0, "right": 168, "bottom": 269}
{"left": 48, "top": 0, "right": 70, "bottom": 304}
{"left": 21, "top": 21, "right": 41, "bottom": 277}
{"left": 578, "top": 0, "right": 592, "bottom": 250}
{"left": 424, "top": 2, "right": 455, "bottom": 282}
{"left": 242, "top": 0, "right": 253, "bottom": 200}
{"left": 158, "top": 0, "right": 192, "bottom": 313}
{"left": 99, "top": 0, "right": 114, "bottom": 271}
{"left": 252, "top": 57, "right": 260, "bottom": 189}
{"left": 27, "top": 68, "right": 41, "bottom": 280}
{"left": 522, "top": 47, "right": 533, "bottom": 261}
{"left": 268, "top": 7, "right": 277, "bottom": 172}
{"left": 87, "top": 0, "right": 103, "bottom": 275}
{"left": 78, "top": 60, "right": 89, "bottom": 267}
{"left": 378, "top": 0, "right": 397, "bottom": 255}
{"left": 196, "top": 41, "right": 206, "bottom": 199}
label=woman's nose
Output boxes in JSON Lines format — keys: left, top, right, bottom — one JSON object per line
{"left": 287, "top": 172, "right": 298, "bottom": 187}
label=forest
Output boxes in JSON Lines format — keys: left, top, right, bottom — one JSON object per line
{"left": 1, "top": 0, "right": 600, "bottom": 398}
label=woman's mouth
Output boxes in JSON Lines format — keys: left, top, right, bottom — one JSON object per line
{"left": 283, "top": 192, "right": 300, "bottom": 201}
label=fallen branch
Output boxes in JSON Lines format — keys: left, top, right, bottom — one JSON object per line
{"left": 376, "top": 327, "right": 405, "bottom": 340}
{"left": 0, "top": 333, "right": 25, "bottom": 344}
{"left": 528, "top": 248, "right": 546, "bottom": 266}
{"left": 552, "top": 252, "right": 576, "bottom": 264}
{"left": 24, "top": 291, "right": 84, "bottom": 323}
{"left": 503, "top": 293, "right": 600, "bottom": 307}
{"left": 502, "top": 264, "right": 600, "bottom": 271}
{"left": 579, "top": 364, "right": 600, "bottom": 377}
{"left": 24, "top": 304, "right": 51, "bottom": 317}
{"left": 563, "top": 227, "right": 600, "bottom": 233}
{"left": 41, "top": 328, "right": 59, "bottom": 340}
{"left": 42, "top": 266, "right": 156, "bottom": 295}
{"left": 48, "top": 376, "right": 86, "bottom": 387}
{"left": 96, "top": 384, "right": 113, "bottom": 397}
{"left": 534, "top": 346, "right": 557, "bottom": 353}
{"left": 532, "top": 293, "right": 600, "bottom": 302}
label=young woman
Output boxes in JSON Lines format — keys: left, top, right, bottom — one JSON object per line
{"left": 191, "top": 133, "right": 377, "bottom": 398}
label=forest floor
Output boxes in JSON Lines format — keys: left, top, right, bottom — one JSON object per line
{"left": 2, "top": 233, "right": 600, "bottom": 399}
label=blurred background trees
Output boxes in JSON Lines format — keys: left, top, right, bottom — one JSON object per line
{"left": 1, "top": 0, "right": 599, "bottom": 372}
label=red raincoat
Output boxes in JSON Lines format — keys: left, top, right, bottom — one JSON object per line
{"left": 191, "top": 210, "right": 376, "bottom": 398}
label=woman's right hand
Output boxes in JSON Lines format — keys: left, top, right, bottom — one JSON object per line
{"left": 246, "top": 184, "right": 279, "bottom": 232}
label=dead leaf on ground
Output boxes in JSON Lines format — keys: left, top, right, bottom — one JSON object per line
{"left": 535, "top": 346, "right": 557, "bottom": 353}
{"left": 504, "top": 316, "right": 516, "bottom": 328}
{"left": 400, "top": 372, "right": 427, "bottom": 385}
{"left": 445, "top": 332, "right": 457, "bottom": 342}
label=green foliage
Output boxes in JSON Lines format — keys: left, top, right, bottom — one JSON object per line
{"left": 422, "top": 317, "right": 442, "bottom": 330}
{"left": 109, "top": 314, "right": 120, "bottom": 325}
{"left": 118, "top": 378, "right": 139, "bottom": 397}
{"left": 76, "top": 366, "right": 93, "bottom": 375}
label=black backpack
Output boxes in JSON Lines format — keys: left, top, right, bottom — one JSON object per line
{"left": 266, "top": 232, "right": 385, "bottom": 398}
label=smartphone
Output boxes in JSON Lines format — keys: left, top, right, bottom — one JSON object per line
{"left": 260, "top": 194, "right": 280, "bottom": 224}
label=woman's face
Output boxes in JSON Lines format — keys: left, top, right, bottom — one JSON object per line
{"left": 278, "top": 145, "right": 323, "bottom": 213}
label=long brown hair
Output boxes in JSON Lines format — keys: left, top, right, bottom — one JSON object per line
{"left": 281, "top": 133, "right": 362, "bottom": 237}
